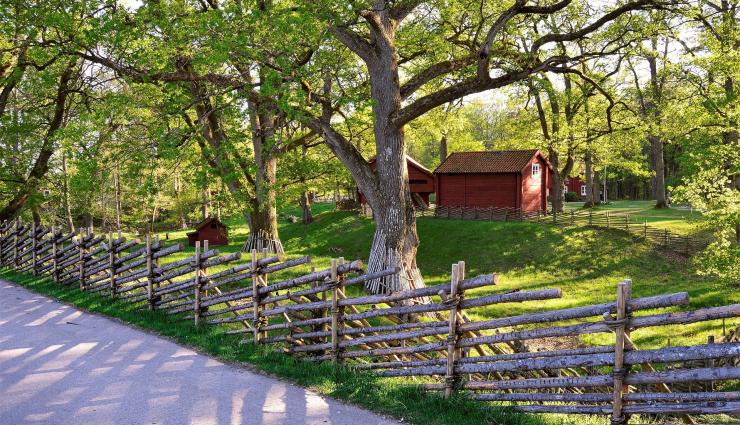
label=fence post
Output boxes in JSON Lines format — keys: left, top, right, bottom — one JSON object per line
{"left": 444, "top": 261, "right": 464, "bottom": 399}
{"left": 193, "top": 240, "right": 202, "bottom": 326}
{"left": 145, "top": 235, "right": 153, "bottom": 310}
{"left": 51, "top": 226, "right": 58, "bottom": 282}
{"left": 552, "top": 209, "right": 557, "bottom": 224}
{"left": 606, "top": 211, "right": 610, "bottom": 228}
{"left": 78, "top": 229, "right": 86, "bottom": 290}
{"left": 589, "top": 209, "right": 593, "bottom": 226}
{"left": 329, "top": 258, "right": 341, "bottom": 363}
{"left": 13, "top": 219, "right": 19, "bottom": 267}
{"left": 251, "top": 249, "right": 261, "bottom": 343}
{"left": 707, "top": 335, "right": 715, "bottom": 391}
{"left": 644, "top": 220, "right": 647, "bottom": 239}
{"left": 685, "top": 235, "right": 690, "bottom": 255}
{"left": 108, "top": 233, "right": 117, "bottom": 298}
{"left": 625, "top": 214, "right": 629, "bottom": 232}
{"left": 664, "top": 228, "right": 669, "bottom": 248}
{"left": 610, "top": 280, "right": 631, "bottom": 425}
{"left": 30, "top": 223, "right": 37, "bottom": 274}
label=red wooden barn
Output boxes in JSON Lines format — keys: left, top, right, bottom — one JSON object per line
{"left": 564, "top": 175, "right": 587, "bottom": 199}
{"left": 187, "top": 217, "right": 229, "bottom": 247}
{"left": 434, "top": 149, "right": 552, "bottom": 212}
{"left": 362, "top": 155, "right": 435, "bottom": 209}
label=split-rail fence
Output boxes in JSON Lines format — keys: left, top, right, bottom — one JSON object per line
{"left": 416, "top": 206, "right": 709, "bottom": 256}
{"left": 0, "top": 219, "right": 737, "bottom": 424}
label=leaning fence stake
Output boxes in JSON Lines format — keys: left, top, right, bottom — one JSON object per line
{"left": 109, "top": 232, "right": 117, "bottom": 298}
{"left": 78, "top": 228, "right": 86, "bottom": 290}
{"left": 330, "top": 258, "right": 340, "bottom": 363}
{"left": 611, "top": 280, "right": 631, "bottom": 425}
{"left": 146, "top": 234, "right": 154, "bottom": 310}
{"left": 251, "top": 249, "right": 260, "bottom": 343}
{"left": 444, "top": 261, "right": 464, "bottom": 399}
{"left": 31, "top": 223, "right": 37, "bottom": 275}
{"left": 193, "top": 240, "right": 202, "bottom": 326}
{"left": 51, "top": 226, "right": 58, "bottom": 282}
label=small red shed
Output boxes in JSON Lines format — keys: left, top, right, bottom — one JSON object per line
{"left": 187, "top": 217, "right": 229, "bottom": 247}
{"left": 434, "top": 150, "right": 552, "bottom": 212}
{"left": 362, "top": 155, "right": 435, "bottom": 209}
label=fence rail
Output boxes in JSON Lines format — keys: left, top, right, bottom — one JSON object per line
{"left": 0, "top": 218, "right": 737, "bottom": 424}
{"left": 415, "top": 206, "right": 710, "bottom": 256}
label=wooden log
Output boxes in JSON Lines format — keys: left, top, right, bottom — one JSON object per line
{"left": 623, "top": 401, "right": 740, "bottom": 415}
{"left": 427, "top": 366, "right": 740, "bottom": 391}
{"left": 459, "top": 292, "right": 688, "bottom": 333}
{"left": 515, "top": 405, "right": 609, "bottom": 415}
{"left": 338, "top": 289, "right": 562, "bottom": 323}
{"left": 151, "top": 242, "right": 183, "bottom": 260}
{"left": 457, "top": 304, "right": 739, "bottom": 348}
{"left": 113, "top": 239, "right": 139, "bottom": 254}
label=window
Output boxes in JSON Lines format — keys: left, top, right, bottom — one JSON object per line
{"left": 581, "top": 185, "right": 587, "bottom": 196}
{"left": 532, "top": 163, "right": 540, "bottom": 177}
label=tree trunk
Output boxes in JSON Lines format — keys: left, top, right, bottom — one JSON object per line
{"left": 114, "top": 167, "right": 122, "bottom": 231}
{"left": 0, "top": 62, "right": 76, "bottom": 221}
{"left": 201, "top": 178, "right": 210, "bottom": 220}
{"left": 61, "top": 151, "right": 74, "bottom": 231}
{"left": 439, "top": 135, "right": 448, "bottom": 163}
{"left": 31, "top": 204, "right": 41, "bottom": 226}
{"left": 592, "top": 171, "right": 601, "bottom": 205}
{"left": 314, "top": 10, "right": 427, "bottom": 294}
{"left": 584, "top": 150, "right": 596, "bottom": 208}
{"left": 650, "top": 134, "right": 668, "bottom": 208}
{"left": 299, "top": 190, "right": 313, "bottom": 224}
{"left": 364, "top": 19, "right": 425, "bottom": 294}
{"left": 245, "top": 155, "right": 282, "bottom": 253}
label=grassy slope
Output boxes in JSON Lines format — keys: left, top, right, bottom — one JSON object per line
{"left": 158, "top": 204, "right": 736, "bottom": 348}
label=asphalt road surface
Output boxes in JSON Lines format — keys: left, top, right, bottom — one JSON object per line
{"left": 0, "top": 279, "right": 397, "bottom": 425}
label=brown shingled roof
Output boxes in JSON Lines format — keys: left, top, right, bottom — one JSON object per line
{"left": 434, "top": 149, "right": 545, "bottom": 174}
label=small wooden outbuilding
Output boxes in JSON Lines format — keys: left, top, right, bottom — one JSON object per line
{"left": 361, "top": 155, "right": 435, "bottom": 209}
{"left": 564, "top": 175, "right": 587, "bottom": 199}
{"left": 187, "top": 217, "right": 229, "bottom": 247}
{"left": 434, "top": 149, "right": 552, "bottom": 212}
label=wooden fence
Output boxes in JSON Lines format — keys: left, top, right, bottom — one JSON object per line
{"left": 416, "top": 206, "right": 709, "bottom": 256}
{"left": 0, "top": 219, "right": 737, "bottom": 424}
{"left": 548, "top": 209, "right": 710, "bottom": 255}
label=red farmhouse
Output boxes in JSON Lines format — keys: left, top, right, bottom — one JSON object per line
{"left": 362, "top": 155, "right": 435, "bottom": 209}
{"left": 187, "top": 217, "right": 229, "bottom": 247}
{"left": 434, "top": 149, "right": 552, "bottom": 212}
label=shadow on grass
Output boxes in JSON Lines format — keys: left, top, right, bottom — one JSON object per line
{"left": 0, "top": 267, "right": 563, "bottom": 425}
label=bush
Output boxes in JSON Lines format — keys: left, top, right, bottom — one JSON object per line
{"left": 565, "top": 191, "right": 578, "bottom": 202}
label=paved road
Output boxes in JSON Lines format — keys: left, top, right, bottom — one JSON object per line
{"left": 0, "top": 280, "right": 396, "bottom": 425}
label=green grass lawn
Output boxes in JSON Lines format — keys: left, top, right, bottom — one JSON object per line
{"left": 563, "top": 200, "right": 705, "bottom": 235}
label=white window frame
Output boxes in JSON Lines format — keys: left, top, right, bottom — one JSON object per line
{"left": 532, "top": 163, "right": 540, "bottom": 177}
{"left": 581, "top": 185, "right": 587, "bottom": 196}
